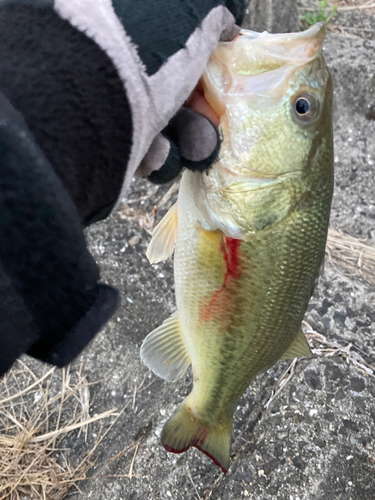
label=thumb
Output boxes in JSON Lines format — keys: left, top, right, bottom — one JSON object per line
{"left": 139, "top": 107, "right": 221, "bottom": 184}
{"left": 166, "top": 106, "right": 220, "bottom": 165}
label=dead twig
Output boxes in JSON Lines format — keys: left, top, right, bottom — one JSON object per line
{"left": 127, "top": 441, "right": 140, "bottom": 479}
{"left": 119, "top": 181, "right": 180, "bottom": 234}
{"left": 303, "top": 321, "right": 375, "bottom": 376}
{"left": 201, "top": 473, "right": 224, "bottom": 500}
{"left": 337, "top": 1, "right": 375, "bottom": 11}
{"left": 264, "top": 359, "right": 298, "bottom": 410}
{"left": 187, "top": 469, "right": 201, "bottom": 500}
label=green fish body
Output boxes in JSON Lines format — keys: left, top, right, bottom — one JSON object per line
{"left": 142, "top": 23, "right": 333, "bottom": 473}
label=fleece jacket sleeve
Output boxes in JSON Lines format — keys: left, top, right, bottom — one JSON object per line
{"left": 0, "top": 90, "right": 119, "bottom": 375}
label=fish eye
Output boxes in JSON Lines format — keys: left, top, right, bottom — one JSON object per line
{"left": 292, "top": 93, "right": 319, "bottom": 123}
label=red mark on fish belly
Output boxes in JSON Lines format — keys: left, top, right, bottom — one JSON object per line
{"left": 222, "top": 237, "right": 241, "bottom": 281}
{"left": 200, "top": 237, "right": 242, "bottom": 324}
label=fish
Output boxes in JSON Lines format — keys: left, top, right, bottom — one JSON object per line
{"left": 141, "top": 23, "right": 333, "bottom": 473}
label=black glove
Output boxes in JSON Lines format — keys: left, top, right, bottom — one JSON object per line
{"left": 54, "top": 0, "right": 245, "bottom": 190}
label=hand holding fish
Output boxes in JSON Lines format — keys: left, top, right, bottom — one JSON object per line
{"left": 133, "top": 1, "right": 245, "bottom": 184}
{"left": 0, "top": 0, "right": 245, "bottom": 376}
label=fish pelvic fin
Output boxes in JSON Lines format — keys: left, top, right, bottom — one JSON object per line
{"left": 280, "top": 328, "right": 313, "bottom": 360}
{"left": 140, "top": 312, "right": 190, "bottom": 382}
{"left": 146, "top": 203, "right": 178, "bottom": 264}
{"left": 161, "top": 400, "right": 232, "bottom": 474}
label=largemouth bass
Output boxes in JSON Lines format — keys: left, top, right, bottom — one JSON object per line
{"left": 142, "top": 23, "right": 333, "bottom": 473}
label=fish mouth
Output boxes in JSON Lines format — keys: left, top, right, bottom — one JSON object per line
{"left": 238, "top": 22, "right": 326, "bottom": 62}
{"left": 205, "top": 23, "right": 326, "bottom": 99}
{"left": 239, "top": 21, "right": 325, "bottom": 41}
{"left": 203, "top": 23, "right": 327, "bottom": 127}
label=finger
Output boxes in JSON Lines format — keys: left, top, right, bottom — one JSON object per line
{"left": 145, "top": 106, "right": 222, "bottom": 184}
{"left": 220, "top": 23, "right": 241, "bottom": 42}
{"left": 147, "top": 139, "right": 184, "bottom": 184}
{"left": 186, "top": 89, "right": 220, "bottom": 127}
{"left": 135, "top": 134, "right": 171, "bottom": 178}
{"left": 166, "top": 107, "right": 220, "bottom": 163}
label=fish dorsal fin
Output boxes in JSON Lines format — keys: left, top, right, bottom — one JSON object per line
{"left": 140, "top": 311, "right": 191, "bottom": 381}
{"left": 146, "top": 203, "right": 178, "bottom": 264}
{"left": 280, "top": 329, "right": 313, "bottom": 360}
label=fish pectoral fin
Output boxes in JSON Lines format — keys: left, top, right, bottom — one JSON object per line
{"left": 161, "top": 399, "right": 232, "bottom": 474}
{"left": 146, "top": 203, "right": 178, "bottom": 264}
{"left": 140, "top": 311, "right": 190, "bottom": 381}
{"left": 280, "top": 329, "right": 313, "bottom": 360}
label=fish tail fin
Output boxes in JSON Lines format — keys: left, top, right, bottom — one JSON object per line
{"left": 161, "top": 400, "right": 232, "bottom": 473}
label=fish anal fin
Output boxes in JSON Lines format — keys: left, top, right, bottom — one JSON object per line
{"left": 140, "top": 311, "right": 190, "bottom": 382}
{"left": 161, "top": 400, "right": 232, "bottom": 473}
{"left": 146, "top": 203, "right": 178, "bottom": 264}
{"left": 280, "top": 329, "right": 313, "bottom": 360}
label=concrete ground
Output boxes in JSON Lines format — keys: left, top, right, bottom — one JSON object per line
{"left": 10, "top": 2, "right": 375, "bottom": 499}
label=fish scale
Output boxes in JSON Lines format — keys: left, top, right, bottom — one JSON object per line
{"left": 175, "top": 167, "right": 332, "bottom": 420}
{"left": 142, "top": 22, "right": 333, "bottom": 473}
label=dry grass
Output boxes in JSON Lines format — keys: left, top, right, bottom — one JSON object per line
{"left": 334, "top": 0, "right": 375, "bottom": 11}
{"left": 326, "top": 228, "right": 375, "bottom": 282}
{"left": 304, "top": 320, "right": 375, "bottom": 376}
{"left": 299, "top": 0, "right": 375, "bottom": 12}
{"left": 0, "top": 361, "right": 119, "bottom": 500}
